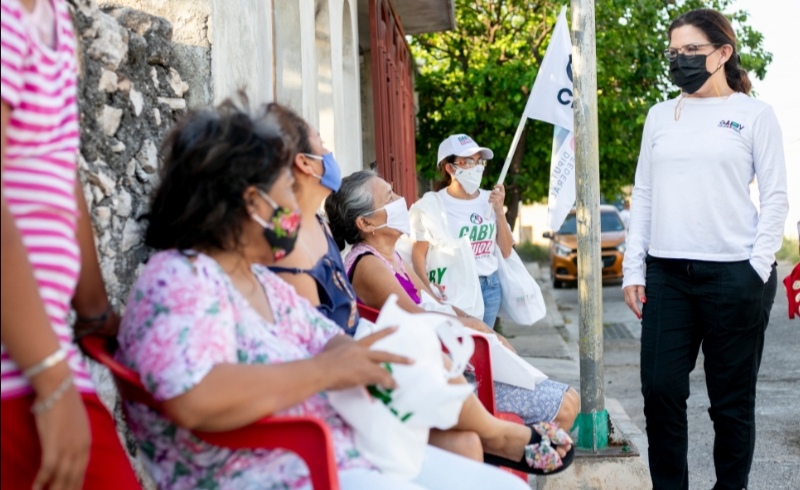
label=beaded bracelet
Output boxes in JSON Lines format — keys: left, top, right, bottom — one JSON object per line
{"left": 31, "top": 374, "right": 74, "bottom": 415}
{"left": 23, "top": 347, "right": 67, "bottom": 379}
{"left": 74, "top": 304, "right": 114, "bottom": 340}
{"left": 75, "top": 304, "right": 113, "bottom": 325}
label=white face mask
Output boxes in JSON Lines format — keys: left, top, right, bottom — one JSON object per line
{"left": 368, "top": 197, "right": 411, "bottom": 236}
{"left": 453, "top": 165, "right": 484, "bottom": 194}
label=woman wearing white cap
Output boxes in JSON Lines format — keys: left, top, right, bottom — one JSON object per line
{"left": 410, "top": 134, "right": 512, "bottom": 328}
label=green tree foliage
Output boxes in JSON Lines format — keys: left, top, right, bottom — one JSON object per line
{"left": 411, "top": 0, "right": 772, "bottom": 220}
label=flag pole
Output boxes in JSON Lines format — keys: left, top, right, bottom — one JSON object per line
{"left": 571, "top": 0, "right": 608, "bottom": 451}
{"left": 496, "top": 115, "right": 528, "bottom": 186}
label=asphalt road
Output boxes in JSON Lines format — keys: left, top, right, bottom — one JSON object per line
{"left": 551, "top": 264, "right": 800, "bottom": 489}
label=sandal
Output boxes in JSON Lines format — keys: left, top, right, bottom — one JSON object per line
{"left": 483, "top": 422, "right": 575, "bottom": 475}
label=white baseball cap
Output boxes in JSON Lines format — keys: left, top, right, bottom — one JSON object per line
{"left": 437, "top": 134, "right": 494, "bottom": 166}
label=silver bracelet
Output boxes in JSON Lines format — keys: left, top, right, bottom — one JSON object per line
{"left": 23, "top": 347, "right": 67, "bottom": 379}
{"left": 31, "top": 374, "right": 74, "bottom": 414}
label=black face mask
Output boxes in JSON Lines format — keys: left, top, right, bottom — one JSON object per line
{"left": 670, "top": 53, "right": 713, "bottom": 94}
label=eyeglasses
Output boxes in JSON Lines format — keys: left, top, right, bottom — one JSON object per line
{"left": 663, "top": 43, "right": 718, "bottom": 61}
{"left": 451, "top": 158, "right": 487, "bottom": 169}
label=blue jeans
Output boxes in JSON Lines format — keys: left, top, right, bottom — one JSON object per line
{"left": 479, "top": 271, "right": 502, "bottom": 328}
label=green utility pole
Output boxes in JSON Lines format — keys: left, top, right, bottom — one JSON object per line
{"left": 570, "top": 0, "right": 609, "bottom": 451}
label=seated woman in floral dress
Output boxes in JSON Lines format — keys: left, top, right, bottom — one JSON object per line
{"left": 114, "top": 98, "right": 542, "bottom": 490}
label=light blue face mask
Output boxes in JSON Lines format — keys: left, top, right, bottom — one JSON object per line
{"left": 304, "top": 152, "right": 342, "bottom": 192}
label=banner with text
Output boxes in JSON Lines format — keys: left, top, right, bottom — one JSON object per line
{"left": 547, "top": 126, "right": 576, "bottom": 230}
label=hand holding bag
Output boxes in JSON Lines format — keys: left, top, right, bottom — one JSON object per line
{"left": 328, "top": 295, "right": 475, "bottom": 480}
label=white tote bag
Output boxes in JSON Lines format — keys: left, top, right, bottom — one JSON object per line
{"left": 409, "top": 193, "right": 484, "bottom": 319}
{"left": 329, "top": 296, "right": 474, "bottom": 480}
{"left": 496, "top": 247, "right": 547, "bottom": 326}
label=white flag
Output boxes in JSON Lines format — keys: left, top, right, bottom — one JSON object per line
{"left": 522, "top": 6, "right": 575, "bottom": 230}
{"left": 523, "top": 6, "right": 574, "bottom": 131}
{"left": 498, "top": 6, "right": 575, "bottom": 230}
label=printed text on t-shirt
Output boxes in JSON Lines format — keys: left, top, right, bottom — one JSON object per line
{"left": 459, "top": 221, "right": 495, "bottom": 258}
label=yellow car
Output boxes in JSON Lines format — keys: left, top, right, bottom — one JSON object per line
{"left": 543, "top": 205, "right": 627, "bottom": 288}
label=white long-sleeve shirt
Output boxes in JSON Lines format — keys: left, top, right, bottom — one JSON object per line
{"left": 622, "top": 93, "right": 789, "bottom": 288}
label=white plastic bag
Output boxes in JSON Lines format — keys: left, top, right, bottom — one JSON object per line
{"left": 328, "top": 296, "right": 475, "bottom": 480}
{"left": 415, "top": 292, "right": 548, "bottom": 391}
{"left": 496, "top": 247, "right": 547, "bottom": 326}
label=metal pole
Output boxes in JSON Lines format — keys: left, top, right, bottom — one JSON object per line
{"left": 570, "top": 0, "right": 608, "bottom": 451}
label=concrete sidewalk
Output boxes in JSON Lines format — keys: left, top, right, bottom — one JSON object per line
{"left": 500, "top": 262, "right": 651, "bottom": 489}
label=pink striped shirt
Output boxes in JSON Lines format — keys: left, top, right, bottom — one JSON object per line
{"left": 1, "top": 0, "right": 94, "bottom": 398}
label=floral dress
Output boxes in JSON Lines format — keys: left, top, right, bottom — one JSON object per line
{"left": 116, "top": 250, "right": 373, "bottom": 490}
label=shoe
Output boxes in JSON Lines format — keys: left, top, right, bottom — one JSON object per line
{"left": 483, "top": 422, "right": 575, "bottom": 475}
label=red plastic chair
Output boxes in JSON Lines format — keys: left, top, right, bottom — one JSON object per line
{"left": 356, "top": 303, "right": 527, "bottom": 481}
{"left": 79, "top": 335, "right": 340, "bottom": 490}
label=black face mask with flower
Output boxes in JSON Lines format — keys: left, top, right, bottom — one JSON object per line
{"left": 251, "top": 190, "right": 301, "bottom": 261}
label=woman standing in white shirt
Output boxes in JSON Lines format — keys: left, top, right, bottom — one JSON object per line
{"left": 622, "top": 9, "right": 788, "bottom": 490}
{"left": 410, "top": 134, "right": 513, "bottom": 328}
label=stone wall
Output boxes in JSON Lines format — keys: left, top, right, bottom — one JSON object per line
{"left": 70, "top": 1, "right": 195, "bottom": 487}
{"left": 73, "top": 0, "right": 189, "bottom": 307}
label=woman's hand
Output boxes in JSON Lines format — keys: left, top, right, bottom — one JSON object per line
{"left": 488, "top": 184, "right": 506, "bottom": 215}
{"left": 431, "top": 282, "right": 448, "bottom": 301}
{"left": 622, "top": 285, "right": 646, "bottom": 320}
{"left": 32, "top": 372, "right": 91, "bottom": 490}
{"left": 320, "top": 328, "right": 414, "bottom": 391}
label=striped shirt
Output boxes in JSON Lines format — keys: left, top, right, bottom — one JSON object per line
{"left": 1, "top": 0, "right": 94, "bottom": 398}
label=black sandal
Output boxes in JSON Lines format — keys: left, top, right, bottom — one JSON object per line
{"left": 484, "top": 422, "right": 575, "bottom": 475}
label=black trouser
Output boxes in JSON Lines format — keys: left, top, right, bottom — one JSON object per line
{"left": 640, "top": 256, "right": 777, "bottom": 490}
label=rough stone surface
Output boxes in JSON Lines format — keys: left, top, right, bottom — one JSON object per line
{"left": 157, "top": 96, "right": 187, "bottom": 110}
{"left": 85, "top": 11, "right": 129, "bottom": 70}
{"left": 120, "top": 219, "right": 142, "bottom": 252}
{"left": 101, "top": 105, "right": 123, "bottom": 136}
{"left": 98, "top": 69, "right": 118, "bottom": 92}
{"left": 136, "top": 139, "right": 158, "bottom": 174}
{"left": 129, "top": 87, "right": 144, "bottom": 115}
{"left": 106, "top": 0, "right": 213, "bottom": 108}
{"left": 70, "top": 2, "right": 196, "bottom": 487}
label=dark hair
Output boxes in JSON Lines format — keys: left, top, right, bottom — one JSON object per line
{"left": 669, "top": 9, "right": 751, "bottom": 95}
{"left": 266, "top": 102, "right": 313, "bottom": 156}
{"left": 324, "top": 170, "right": 377, "bottom": 251}
{"left": 434, "top": 155, "right": 456, "bottom": 191}
{"left": 144, "top": 95, "right": 293, "bottom": 251}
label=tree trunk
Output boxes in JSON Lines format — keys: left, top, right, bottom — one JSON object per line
{"left": 504, "top": 122, "right": 528, "bottom": 232}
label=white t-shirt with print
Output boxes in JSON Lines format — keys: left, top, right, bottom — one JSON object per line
{"left": 437, "top": 188, "right": 499, "bottom": 277}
